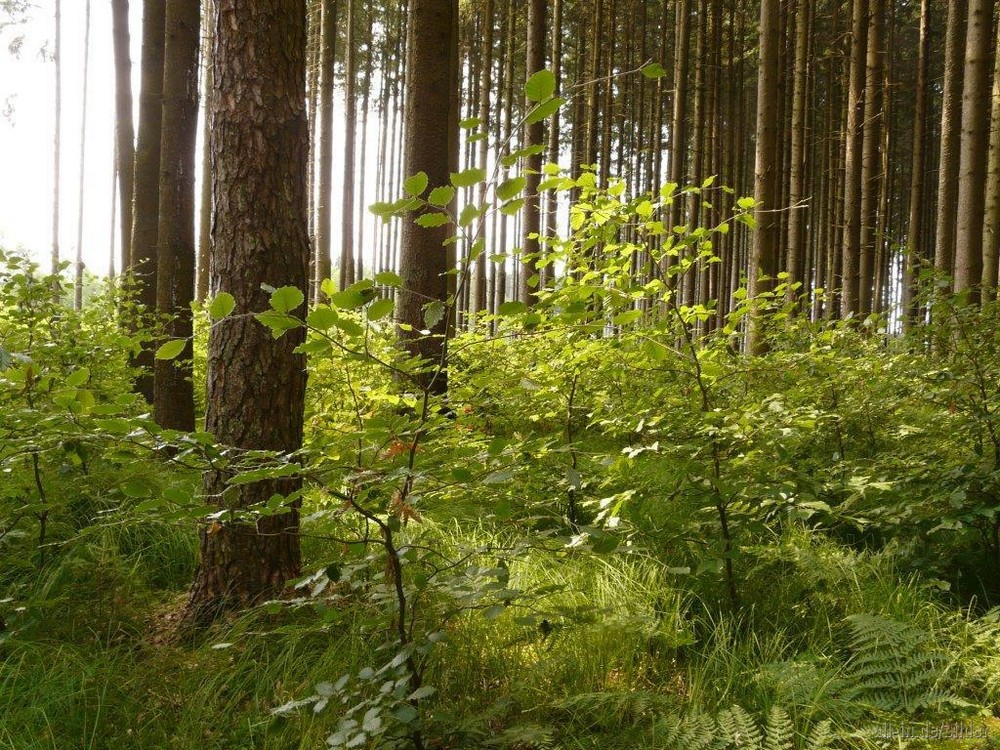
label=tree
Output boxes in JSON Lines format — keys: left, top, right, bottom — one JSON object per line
{"left": 196, "top": 0, "right": 214, "bottom": 303}
{"left": 50, "top": 0, "right": 60, "bottom": 278}
{"left": 984, "top": 11, "right": 1000, "bottom": 298}
{"left": 111, "top": 0, "right": 134, "bottom": 274}
{"left": 934, "top": 0, "right": 968, "bottom": 288}
{"left": 747, "top": 0, "right": 780, "bottom": 354}
{"left": 153, "top": 0, "right": 200, "bottom": 431}
{"left": 396, "top": 0, "right": 458, "bottom": 395}
{"left": 186, "top": 0, "right": 311, "bottom": 623}
{"left": 315, "top": 0, "right": 337, "bottom": 296}
{"left": 341, "top": 0, "right": 358, "bottom": 289}
{"left": 520, "top": 0, "right": 546, "bottom": 305}
{"left": 130, "top": 0, "right": 167, "bottom": 402}
{"left": 72, "top": 0, "right": 91, "bottom": 311}
{"left": 953, "top": 0, "right": 994, "bottom": 301}
{"left": 902, "top": 0, "right": 930, "bottom": 329}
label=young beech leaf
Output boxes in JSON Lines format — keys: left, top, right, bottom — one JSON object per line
{"left": 450, "top": 167, "right": 486, "bottom": 188}
{"left": 525, "top": 97, "right": 565, "bottom": 126}
{"left": 366, "top": 298, "right": 394, "bottom": 321}
{"left": 496, "top": 176, "right": 526, "bottom": 201}
{"left": 269, "top": 286, "right": 305, "bottom": 314}
{"left": 403, "top": 171, "right": 428, "bottom": 197}
{"left": 416, "top": 212, "right": 450, "bottom": 228}
{"left": 427, "top": 185, "right": 455, "bottom": 207}
{"left": 66, "top": 367, "right": 90, "bottom": 388}
{"left": 155, "top": 339, "right": 187, "bottom": 360}
{"left": 641, "top": 62, "right": 667, "bottom": 78}
{"left": 423, "top": 300, "right": 445, "bottom": 329}
{"left": 209, "top": 291, "right": 236, "bottom": 320}
{"left": 524, "top": 69, "right": 556, "bottom": 102}
{"left": 375, "top": 271, "right": 403, "bottom": 287}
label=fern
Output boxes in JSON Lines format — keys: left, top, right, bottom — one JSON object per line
{"left": 656, "top": 705, "right": 833, "bottom": 750}
{"left": 841, "top": 613, "right": 958, "bottom": 715}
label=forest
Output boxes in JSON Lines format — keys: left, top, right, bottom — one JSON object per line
{"left": 2, "top": 0, "right": 1000, "bottom": 747}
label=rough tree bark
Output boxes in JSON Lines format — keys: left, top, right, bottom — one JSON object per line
{"left": 520, "top": 0, "right": 547, "bottom": 305}
{"left": 186, "top": 0, "right": 310, "bottom": 623}
{"left": 111, "top": 0, "right": 134, "bottom": 274}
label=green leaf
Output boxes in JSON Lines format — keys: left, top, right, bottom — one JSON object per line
{"left": 403, "top": 171, "right": 428, "bottom": 197}
{"left": 427, "top": 185, "right": 455, "bottom": 207}
{"left": 524, "top": 96, "right": 565, "bottom": 126}
{"left": 307, "top": 305, "right": 338, "bottom": 330}
{"left": 330, "top": 289, "right": 367, "bottom": 309}
{"left": 255, "top": 310, "right": 302, "bottom": 338}
{"left": 450, "top": 167, "right": 487, "bottom": 188}
{"left": 459, "top": 203, "right": 484, "bottom": 227}
{"left": 66, "top": 367, "right": 90, "bottom": 388}
{"left": 270, "top": 286, "right": 305, "bottom": 314}
{"left": 459, "top": 116, "right": 481, "bottom": 129}
{"left": 416, "top": 212, "right": 451, "bottom": 228}
{"left": 375, "top": 271, "right": 403, "bottom": 287}
{"left": 209, "top": 292, "right": 236, "bottom": 320}
{"left": 524, "top": 69, "right": 556, "bottom": 102}
{"left": 496, "top": 176, "right": 526, "bottom": 201}
{"left": 641, "top": 62, "right": 667, "bottom": 78}
{"left": 366, "top": 298, "right": 394, "bottom": 321}
{"left": 155, "top": 339, "right": 187, "bottom": 360}
{"left": 423, "top": 300, "right": 445, "bottom": 329}
{"left": 497, "top": 300, "right": 527, "bottom": 316}
{"left": 500, "top": 198, "right": 525, "bottom": 216}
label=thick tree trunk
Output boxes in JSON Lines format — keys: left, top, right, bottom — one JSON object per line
{"left": 934, "top": 0, "right": 968, "bottom": 287}
{"left": 397, "top": 0, "right": 458, "bottom": 395}
{"left": 111, "top": 0, "right": 134, "bottom": 274}
{"left": 520, "top": 0, "right": 546, "bottom": 305}
{"left": 186, "top": 0, "right": 310, "bottom": 624}
{"left": 131, "top": 0, "right": 167, "bottom": 402}
{"left": 153, "top": 0, "right": 200, "bottom": 432}
{"left": 747, "top": 0, "right": 780, "bottom": 354}
{"left": 953, "top": 0, "right": 994, "bottom": 301}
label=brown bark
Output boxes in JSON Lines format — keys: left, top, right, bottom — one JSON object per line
{"left": 397, "top": 0, "right": 458, "bottom": 395}
{"left": 196, "top": 0, "right": 213, "bottom": 303}
{"left": 858, "top": 0, "right": 885, "bottom": 316}
{"left": 51, "top": 0, "right": 61, "bottom": 278}
{"left": 131, "top": 0, "right": 167, "bottom": 402}
{"left": 902, "top": 0, "right": 930, "bottom": 329}
{"left": 747, "top": 0, "right": 780, "bottom": 354}
{"left": 153, "top": 0, "right": 200, "bottom": 432}
{"left": 73, "top": 0, "right": 91, "bottom": 311}
{"left": 187, "top": 0, "right": 310, "bottom": 624}
{"left": 953, "top": 0, "right": 994, "bottom": 300}
{"left": 340, "top": 0, "right": 357, "bottom": 289}
{"left": 984, "top": 12, "right": 1000, "bottom": 297}
{"left": 785, "top": 0, "right": 808, "bottom": 302}
{"left": 111, "top": 0, "right": 134, "bottom": 274}
{"left": 934, "top": 0, "right": 968, "bottom": 286}
{"left": 520, "top": 0, "right": 547, "bottom": 305}
{"left": 315, "top": 0, "right": 337, "bottom": 295}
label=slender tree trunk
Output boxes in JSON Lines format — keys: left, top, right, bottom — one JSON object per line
{"left": 520, "top": 0, "right": 546, "bottom": 305}
{"left": 197, "top": 0, "right": 214, "bottom": 303}
{"left": 398, "top": 0, "right": 458, "bottom": 395}
{"left": 51, "top": 0, "right": 61, "bottom": 279}
{"left": 668, "top": 0, "right": 691, "bottom": 232}
{"left": 934, "top": 0, "right": 968, "bottom": 287}
{"left": 840, "top": 0, "right": 869, "bottom": 319}
{"left": 153, "top": 0, "right": 200, "bottom": 432}
{"left": 858, "top": 0, "right": 884, "bottom": 317}
{"left": 111, "top": 0, "right": 134, "bottom": 274}
{"left": 983, "top": 11, "right": 1000, "bottom": 298}
{"left": 902, "top": 0, "right": 930, "bottom": 329}
{"left": 340, "top": 0, "right": 357, "bottom": 289}
{"left": 785, "top": 0, "right": 808, "bottom": 303}
{"left": 748, "top": 0, "right": 780, "bottom": 355}
{"left": 73, "top": 0, "right": 91, "bottom": 311}
{"left": 472, "top": 0, "right": 494, "bottom": 324}
{"left": 131, "top": 0, "right": 167, "bottom": 402}
{"left": 186, "top": 0, "right": 310, "bottom": 624}
{"left": 954, "top": 0, "right": 994, "bottom": 301}
{"left": 316, "top": 0, "right": 337, "bottom": 295}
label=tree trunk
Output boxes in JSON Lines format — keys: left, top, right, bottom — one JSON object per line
{"left": 934, "top": 0, "right": 968, "bottom": 287}
{"left": 858, "top": 0, "right": 884, "bottom": 317}
{"left": 747, "top": 0, "right": 780, "bottom": 354}
{"left": 953, "top": 0, "right": 994, "bottom": 301}
{"left": 73, "top": 0, "right": 91, "bottom": 311}
{"left": 153, "top": 0, "right": 200, "bottom": 432}
{"left": 902, "top": 0, "right": 930, "bottom": 330}
{"left": 520, "top": 0, "right": 546, "bottom": 305}
{"left": 784, "top": 0, "right": 808, "bottom": 302}
{"left": 51, "top": 0, "right": 61, "bottom": 278}
{"left": 340, "top": 0, "right": 357, "bottom": 289}
{"left": 131, "top": 0, "right": 167, "bottom": 402}
{"left": 839, "top": 0, "right": 869, "bottom": 319}
{"left": 111, "top": 0, "right": 134, "bottom": 274}
{"left": 315, "top": 0, "right": 337, "bottom": 295}
{"left": 984, "top": 11, "right": 1000, "bottom": 298}
{"left": 186, "top": 0, "right": 310, "bottom": 625}
{"left": 397, "top": 0, "right": 458, "bottom": 395}
{"left": 196, "top": 0, "right": 214, "bottom": 303}
{"left": 472, "top": 0, "right": 494, "bottom": 324}
{"left": 668, "top": 0, "right": 691, "bottom": 233}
